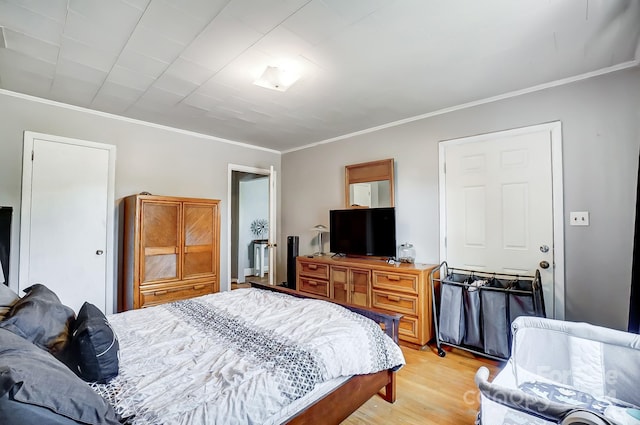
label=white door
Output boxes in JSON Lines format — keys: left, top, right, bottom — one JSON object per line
{"left": 19, "top": 132, "right": 116, "bottom": 313}
{"left": 439, "top": 123, "right": 564, "bottom": 319}
{"left": 352, "top": 183, "right": 372, "bottom": 207}
{"left": 268, "top": 166, "right": 277, "bottom": 286}
{"left": 228, "top": 164, "right": 277, "bottom": 289}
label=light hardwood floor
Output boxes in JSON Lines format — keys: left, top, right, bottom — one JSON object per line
{"left": 343, "top": 346, "right": 503, "bottom": 425}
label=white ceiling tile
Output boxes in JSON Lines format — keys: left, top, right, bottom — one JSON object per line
{"left": 0, "top": 69, "right": 53, "bottom": 97}
{"left": 321, "top": 0, "right": 389, "bottom": 23}
{"left": 0, "top": 1, "right": 64, "bottom": 45}
{"left": 165, "top": 58, "right": 215, "bottom": 85}
{"left": 117, "top": 49, "right": 169, "bottom": 79}
{"left": 96, "top": 80, "right": 144, "bottom": 103}
{"left": 122, "top": 0, "right": 152, "bottom": 12}
{"left": 3, "top": 29, "right": 59, "bottom": 63}
{"left": 135, "top": 86, "right": 183, "bottom": 109}
{"left": 182, "top": 92, "right": 223, "bottom": 111}
{"left": 50, "top": 75, "right": 100, "bottom": 106}
{"left": 282, "top": 0, "right": 348, "bottom": 45}
{"left": 252, "top": 26, "right": 313, "bottom": 59}
{"left": 56, "top": 58, "right": 108, "bottom": 85}
{"left": 0, "top": 48, "right": 56, "bottom": 79}
{"left": 138, "top": 0, "right": 209, "bottom": 45}
{"left": 69, "top": 0, "right": 144, "bottom": 31}
{"left": 5, "top": 0, "right": 69, "bottom": 23}
{"left": 153, "top": 73, "right": 198, "bottom": 96}
{"left": 59, "top": 36, "right": 119, "bottom": 72}
{"left": 106, "top": 65, "right": 156, "bottom": 91}
{"left": 126, "top": 25, "right": 186, "bottom": 63}
{"left": 181, "top": 11, "right": 263, "bottom": 71}
{"left": 225, "top": 0, "right": 309, "bottom": 34}
{"left": 64, "top": 10, "right": 128, "bottom": 55}
{"left": 197, "top": 78, "right": 241, "bottom": 100}
{"left": 90, "top": 93, "right": 132, "bottom": 114}
{"left": 161, "top": 0, "right": 229, "bottom": 21}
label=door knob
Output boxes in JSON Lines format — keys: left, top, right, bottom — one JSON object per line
{"left": 96, "top": 250, "right": 104, "bottom": 255}
{"left": 539, "top": 260, "right": 550, "bottom": 269}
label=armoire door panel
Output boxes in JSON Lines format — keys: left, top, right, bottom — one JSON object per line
{"left": 143, "top": 203, "right": 180, "bottom": 247}
{"left": 184, "top": 204, "right": 214, "bottom": 245}
{"left": 184, "top": 251, "right": 214, "bottom": 277}
{"left": 144, "top": 254, "right": 178, "bottom": 282}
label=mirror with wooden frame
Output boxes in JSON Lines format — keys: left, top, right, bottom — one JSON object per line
{"left": 345, "top": 158, "right": 395, "bottom": 208}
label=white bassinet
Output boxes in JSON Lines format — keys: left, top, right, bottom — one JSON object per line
{"left": 475, "top": 316, "right": 640, "bottom": 425}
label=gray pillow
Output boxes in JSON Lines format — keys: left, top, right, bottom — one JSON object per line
{"left": 0, "top": 284, "right": 19, "bottom": 320}
{"left": 0, "top": 328, "right": 121, "bottom": 425}
{"left": 0, "top": 284, "right": 75, "bottom": 356}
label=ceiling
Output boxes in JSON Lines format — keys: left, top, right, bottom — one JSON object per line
{"left": 1, "top": 0, "right": 639, "bottom": 153}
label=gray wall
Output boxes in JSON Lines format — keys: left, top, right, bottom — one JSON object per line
{"left": 0, "top": 90, "right": 281, "bottom": 295}
{"left": 281, "top": 67, "right": 640, "bottom": 331}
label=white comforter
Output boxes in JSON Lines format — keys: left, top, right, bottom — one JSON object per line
{"left": 93, "top": 288, "right": 405, "bottom": 425}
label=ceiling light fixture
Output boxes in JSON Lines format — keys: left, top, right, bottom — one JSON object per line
{"left": 253, "top": 65, "right": 300, "bottom": 92}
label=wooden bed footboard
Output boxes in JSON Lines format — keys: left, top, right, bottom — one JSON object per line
{"left": 250, "top": 282, "right": 402, "bottom": 424}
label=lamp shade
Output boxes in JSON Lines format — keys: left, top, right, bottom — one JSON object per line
{"left": 311, "top": 224, "right": 328, "bottom": 232}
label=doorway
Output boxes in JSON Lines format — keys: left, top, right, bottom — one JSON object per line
{"left": 439, "top": 122, "right": 564, "bottom": 319}
{"left": 19, "top": 132, "right": 116, "bottom": 313}
{"left": 228, "top": 164, "right": 276, "bottom": 290}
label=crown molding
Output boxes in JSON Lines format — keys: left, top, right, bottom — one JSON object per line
{"left": 282, "top": 60, "right": 640, "bottom": 154}
{"left": 0, "top": 88, "right": 281, "bottom": 155}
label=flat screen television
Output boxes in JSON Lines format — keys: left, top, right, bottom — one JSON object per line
{"left": 329, "top": 207, "right": 396, "bottom": 257}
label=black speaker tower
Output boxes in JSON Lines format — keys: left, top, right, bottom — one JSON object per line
{"left": 286, "top": 236, "right": 299, "bottom": 289}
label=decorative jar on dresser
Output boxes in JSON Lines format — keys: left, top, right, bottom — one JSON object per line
{"left": 121, "top": 194, "right": 220, "bottom": 310}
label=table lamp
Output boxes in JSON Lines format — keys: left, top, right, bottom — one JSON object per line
{"left": 311, "top": 224, "right": 328, "bottom": 256}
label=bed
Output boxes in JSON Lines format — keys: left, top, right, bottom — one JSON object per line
{"left": 0, "top": 282, "right": 405, "bottom": 425}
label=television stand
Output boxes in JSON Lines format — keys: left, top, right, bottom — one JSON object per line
{"left": 296, "top": 255, "right": 438, "bottom": 349}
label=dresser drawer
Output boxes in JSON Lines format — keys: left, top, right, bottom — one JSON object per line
{"left": 299, "top": 261, "right": 330, "bottom": 280}
{"left": 141, "top": 282, "right": 213, "bottom": 307}
{"left": 299, "top": 277, "right": 330, "bottom": 298}
{"left": 372, "top": 290, "right": 418, "bottom": 316}
{"left": 372, "top": 271, "right": 418, "bottom": 294}
{"left": 399, "top": 315, "right": 419, "bottom": 341}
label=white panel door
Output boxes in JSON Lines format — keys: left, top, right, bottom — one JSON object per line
{"left": 20, "top": 133, "right": 115, "bottom": 313}
{"left": 441, "top": 125, "right": 561, "bottom": 317}
{"left": 352, "top": 183, "right": 372, "bottom": 207}
{"left": 268, "top": 165, "right": 277, "bottom": 286}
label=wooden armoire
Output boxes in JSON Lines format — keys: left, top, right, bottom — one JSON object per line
{"left": 121, "top": 194, "right": 220, "bottom": 310}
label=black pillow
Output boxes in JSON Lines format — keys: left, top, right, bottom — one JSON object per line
{"left": 0, "top": 284, "right": 75, "bottom": 356}
{"left": 71, "top": 302, "right": 120, "bottom": 384}
{"left": 0, "top": 328, "right": 121, "bottom": 425}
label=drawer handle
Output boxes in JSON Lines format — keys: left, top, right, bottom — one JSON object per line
{"left": 386, "top": 295, "right": 401, "bottom": 302}
{"left": 387, "top": 275, "right": 401, "bottom": 281}
{"left": 308, "top": 280, "right": 318, "bottom": 286}
{"left": 193, "top": 284, "right": 206, "bottom": 290}
{"left": 308, "top": 264, "right": 318, "bottom": 270}
{"left": 154, "top": 290, "right": 168, "bottom": 296}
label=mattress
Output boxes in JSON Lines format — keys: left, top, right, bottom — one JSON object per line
{"left": 93, "top": 288, "right": 404, "bottom": 424}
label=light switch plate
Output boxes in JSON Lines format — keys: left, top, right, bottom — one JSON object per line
{"left": 570, "top": 211, "right": 589, "bottom": 226}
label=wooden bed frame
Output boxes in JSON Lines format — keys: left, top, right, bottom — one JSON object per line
{"left": 249, "top": 282, "right": 403, "bottom": 424}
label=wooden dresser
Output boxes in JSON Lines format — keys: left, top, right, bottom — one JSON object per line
{"left": 296, "top": 255, "right": 438, "bottom": 348}
{"left": 121, "top": 194, "right": 220, "bottom": 310}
